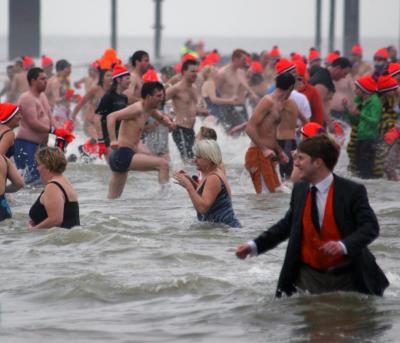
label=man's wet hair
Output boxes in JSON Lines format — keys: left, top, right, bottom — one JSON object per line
{"left": 182, "top": 59, "right": 198, "bottom": 73}
{"left": 55, "top": 59, "right": 71, "bottom": 72}
{"left": 297, "top": 134, "right": 340, "bottom": 171}
{"left": 200, "top": 126, "right": 217, "bottom": 140}
{"left": 130, "top": 50, "right": 149, "bottom": 67}
{"left": 332, "top": 57, "right": 352, "bottom": 69}
{"left": 275, "top": 72, "right": 295, "bottom": 90}
{"left": 231, "top": 49, "right": 247, "bottom": 60}
{"left": 27, "top": 67, "right": 44, "bottom": 85}
{"left": 141, "top": 81, "right": 165, "bottom": 99}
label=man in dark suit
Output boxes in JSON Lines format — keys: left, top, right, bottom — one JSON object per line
{"left": 236, "top": 134, "right": 389, "bottom": 297}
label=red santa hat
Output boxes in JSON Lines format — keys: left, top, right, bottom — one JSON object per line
{"left": 112, "top": 64, "right": 130, "bottom": 80}
{"left": 0, "top": 103, "right": 19, "bottom": 124}
{"left": 275, "top": 58, "right": 296, "bottom": 75}
{"left": 354, "top": 75, "right": 377, "bottom": 94}
{"left": 377, "top": 74, "right": 399, "bottom": 93}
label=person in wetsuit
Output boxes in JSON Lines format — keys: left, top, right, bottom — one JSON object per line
{"left": 173, "top": 139, "right": 241, "bottom": 228}
{"left": 0, "top": 102, "right": 21, "bottom": 158}
{"left": 95, "top": 64, "right": 130, "bottom": 159}
{"left": 29, "top": 147, "right": 79, "bottom": 229}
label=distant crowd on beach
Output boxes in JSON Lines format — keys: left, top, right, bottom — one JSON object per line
{"left": 0, "top": 40, "right": 399, "bottom": 230}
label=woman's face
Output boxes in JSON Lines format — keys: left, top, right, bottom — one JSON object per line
{"left": 193, "top": 155, "right": 212, "bottom": 172}
{"left": 104, "top": 70, "right": 113, "bottom": 86}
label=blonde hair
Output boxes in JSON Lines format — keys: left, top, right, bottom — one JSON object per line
{"left": 193, "top": 139, "right": 222, "bottom": 166}
{"left": 36, "top": 146, "right": 67, "bottom": 174}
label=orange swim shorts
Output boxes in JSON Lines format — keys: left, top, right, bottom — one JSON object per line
{"left": 245, "top": 147, "right": 281, "bottom": 194}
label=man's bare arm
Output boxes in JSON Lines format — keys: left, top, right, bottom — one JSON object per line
{"left": 107, "top": 104, "right": 141, "bottom": 143}
{"left": 165, "top": 84, "right": 179, "bottom": 101}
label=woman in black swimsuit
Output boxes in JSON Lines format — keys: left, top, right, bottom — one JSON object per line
{"left": 29, "top": 147, "right": 80, "bottom": 229}
{"left": 0, "top": 102, "right": 21, "bottom": 157}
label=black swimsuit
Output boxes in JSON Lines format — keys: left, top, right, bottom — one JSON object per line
{"left": 29, "top": 181, "right": 80, "bottom": 229}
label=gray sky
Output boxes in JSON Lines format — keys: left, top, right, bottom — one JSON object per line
{"left": 0, "top": 0, "right": 399, "bottom": 38}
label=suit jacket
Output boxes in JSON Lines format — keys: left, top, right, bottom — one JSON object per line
{"left": 254, "top": 174, "right": 389, "bottom": 297}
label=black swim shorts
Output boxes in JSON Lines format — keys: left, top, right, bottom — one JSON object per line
{"left": 109, "top": 147, "right": 135, "bottom": 172}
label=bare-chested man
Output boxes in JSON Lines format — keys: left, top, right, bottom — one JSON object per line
{"left": 164, "top": 59, "right": 206, "bottom": 161}
{"left": 107, "top": 81, "right": 175, "bottom": 199}
{"left": 309, "top": 57, "right": 352, "bottom": 131}
{"left": 124, "top": 50, "right": 150, "bottom": 104}
{"left": 15, "top": 67, "right": 55, "bottom": 184}
{"left": 217, "top": 49, "right": 259, "bottom": 133}
{"left": 245, "top": 73, "right": 294, "bottom": 194}
{"left": 46, "top": 59, "right": 73, "bottom": 126}
{"left": 9, "top": 56, "right": 34, "bottom": 103}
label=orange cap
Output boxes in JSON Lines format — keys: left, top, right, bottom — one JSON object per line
{"left": 269, "top": 46, "right": 281, "bottom": 58}
{"left": 308, "top": 48, "right": 321, "bottom": 63}
{"left": 143, "top": 68, "right": 159, "bottom": 82}
{"left": 41, "top": 55, "right": 53, "bottom": 67}
{"left": 326, "top": 51, "right": 341, "bottom": 63}
{"left": 351, "top": 44, "right": 362, "bottom": 55}
{"left": 251, "top": 61, "right": 263, "bottom": 73}
{"left": 22, "top": 56, "right": 34, "bottom": 69}
{"left": 300, "top": 122, "right": 325, "bottom": 137}
{"left": 295, "top": 61, "right": 307, "bottom": 77}
{"left": 374, "top": 48, "right": 389, "bottom": 60}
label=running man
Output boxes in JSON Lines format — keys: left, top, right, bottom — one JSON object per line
{"left": 166, "top": 59, "right": 208, "bottom": 162}
{"left": 106, "top": 81, "right": 175, "bottom": 199}
{"left": 245, "top": 73, "right": 294, "bottom": 193}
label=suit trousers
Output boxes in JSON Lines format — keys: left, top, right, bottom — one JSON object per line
{"left": 295, "top": 264, "right": 357, "bottom": 294}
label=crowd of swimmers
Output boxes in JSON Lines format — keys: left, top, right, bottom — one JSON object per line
{"left": 0, "top": 42, "right": 400, "bottom": 230}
